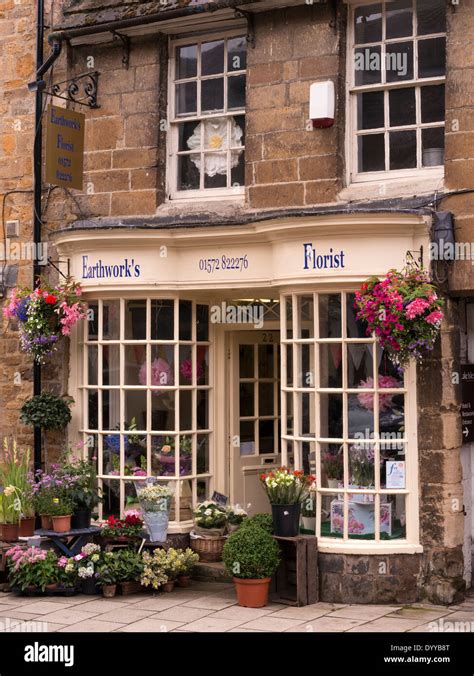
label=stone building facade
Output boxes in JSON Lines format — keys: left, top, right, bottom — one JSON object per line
{"left": 1, "top": 0, "right": 474, "bottom": 605}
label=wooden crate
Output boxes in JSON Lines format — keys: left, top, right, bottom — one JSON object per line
{"left": 270, "top": 535, "right": 318, "bottom": 606}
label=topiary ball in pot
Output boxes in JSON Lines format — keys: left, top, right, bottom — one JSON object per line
{"left": 223, "top": 525, "right": 280, "bottom": 608}
{"left": 240, "top": 512, "right": 274, "bottom": 534}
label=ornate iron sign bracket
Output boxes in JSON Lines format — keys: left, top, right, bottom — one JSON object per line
{"left": 45, "top": 71, "right": 100, "bottom": 109}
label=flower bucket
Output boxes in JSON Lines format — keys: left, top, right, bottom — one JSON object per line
{"left": 271, "top": 504, "right": 301, "bottom": 537}
{"left": 142, "top": 509, "right": 169, "bottom": 543}
{"left": 233, "top": 577, "right": 271, "bottom": 608}
{"left": 71, "top": 508, "right": 91, "bottom": 530}
{"left": 81, "top": 578, "right": 100, "bottom": 596}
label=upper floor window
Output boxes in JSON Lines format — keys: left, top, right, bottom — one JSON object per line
{"left": 348, "top": 0, "right": 446, "bottom": 182}
{"left": 169, "top": 33, "right": 247, "bottom": 199}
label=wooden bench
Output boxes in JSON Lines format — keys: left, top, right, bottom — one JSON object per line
{"left": 270, "top": 535, "right": 318, "bottom": 606}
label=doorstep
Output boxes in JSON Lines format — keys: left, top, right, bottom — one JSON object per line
{"left": 192, "top": 562, "right": 233, "bottom": 583}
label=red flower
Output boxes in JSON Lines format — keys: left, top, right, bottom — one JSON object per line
{"left": 124, "top": 514, "right": 142, "bottom": 526}
{"left": 44, "top": 294, "right": 57, "bottom": 305}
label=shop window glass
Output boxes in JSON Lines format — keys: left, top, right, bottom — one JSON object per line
{"left": 80, "top": 298, "right": 211, "bottom": 526}
{"left": 282, "top": 292, "right": 413, "bottom": 546}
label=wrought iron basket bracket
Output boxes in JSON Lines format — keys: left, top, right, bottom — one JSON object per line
{"left": 47, "top": 257, "right": 71, "bottom": 281}
{"left": 405, "top": 245, "right": 424, "bottom": 269}
{"left": 112, "top": 31, "right": 131, "bottom": 69}
{"left": 47, "top": 71, "right": 100, "bottom": 109}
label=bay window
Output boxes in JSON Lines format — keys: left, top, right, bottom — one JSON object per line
{"left": 80, "top": 297, "right": 212, "bottom": 528}
{"left": 281, "top": 292, "right": 419, "bottom": 548}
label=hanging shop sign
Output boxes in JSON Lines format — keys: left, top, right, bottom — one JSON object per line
{"left": 45, "top": 104, "right": 85, "bottom": 190}
{"left": 461, "top": 365, "right": 474, "bottom": 444}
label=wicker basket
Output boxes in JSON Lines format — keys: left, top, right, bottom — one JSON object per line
{"left": 190, "top": 535, "right": 227, "bottom": 562}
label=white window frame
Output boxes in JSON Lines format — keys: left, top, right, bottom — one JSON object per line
{"left": 77, "top": 295, "right": 213, "bottom": 532}
{"left": 281, "top": 290, "right": 421, "bottom": 554}
{"left": 347, "top": 0, "right": 446, "bottom": 186}
{"left": 167, "top": 29, "right": 247, "bottom": 201}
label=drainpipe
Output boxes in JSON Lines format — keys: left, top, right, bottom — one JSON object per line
{"left": 32, "top": 1, "right": 62, "bottom": 471}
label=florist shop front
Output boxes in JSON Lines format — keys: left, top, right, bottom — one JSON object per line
{"left": 51, "top": 209, "right": 440, "bottom": 604}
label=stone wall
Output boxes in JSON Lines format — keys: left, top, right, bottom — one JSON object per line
{"left": 445, "top": 0, "right": 474, "bottom": 293}
{"left": 246, "top": 4, "right": 343, "bottom": 208}
{"left": 0, "top": 0, "right": 69, "bottom": 460}
{"left": 319, "top": 553, "right": 421, "bottom": 604}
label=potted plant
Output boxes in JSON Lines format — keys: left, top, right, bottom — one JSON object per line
{"left": 225, "top": 504, "right": 248, "bottom": 533}
{"left": 260, "top": 467, "right": 315, "bottom": 537}
{"left": 20, "top": 393, "right": 73, "bottom": 431}
{"left": 48, "top": 495, "right": 74, "bottom": 533}
{"left": 3, "top": 279, "right": 87, "bottom": 364}
{"left": 0, "top": 485, "right": 22, "bottom": 541}
{"left": 60, "top": 451, "right": 101, "bottom": 529}
{"left": 140, "top": 549, "right": 169, "bottom": 591}
{"left": 96, "top": 551, "right": 120, "bottom": 597}
{"left": 176, "top": 548, "right": 199, "bottom": 587}
{"left": 136, "top": 481, "right": 173, "bottom": 543}
{"left": 222, "top": 525, "right": 280, "bottom": 608}
{"left": 6, "top": 546, "right": 60, "bottom": 593}
{"left": 240, "top": 513, "right": 273, "bottom": 534}
{"left": 190, "top": 500, "right": 228, "bottom": 562}
{"left": 0, "top": 439, "right": 35, "bottom": 536}
{"left": 67, "top": 543, "right": 102, "bottom": 595}
{"left": 101, "top": 512, "right": 144, "bottom": 542}
{"left": 114, "top": 549, "right": 144, "bottom": 595}
{"left": 354, "top": 267, "right": 444, "bottom": 370}
{"left": 322, "top": 452, "right": 343, "bottom": 488}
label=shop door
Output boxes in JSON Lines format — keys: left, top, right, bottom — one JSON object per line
{"left": 230, "top": 331, "right": 281, "bottom": 513}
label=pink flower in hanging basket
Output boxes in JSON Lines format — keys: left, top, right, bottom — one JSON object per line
{"left": 405, "top": 298, "right": 430, "bottom": 319}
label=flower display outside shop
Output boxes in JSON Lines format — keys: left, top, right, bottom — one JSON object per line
{"left": 3, "top": 279, "right": 87, "bottom": 363}
{"left": 354, "top": 267, "right": 444, "bottom": 370}
{"left": 101, "top": 513, "right": 144, "bottom": 539}
{"left": 259, "top": 467, "right": 315, "bottom": 505}
{"left": 226, "top": 504, "right": 248, "bottom": 529}
{"left": 6, "top": 546, "right": 76, "bottom": 592}
{"left": 66, "top": 543, "right": 102, "bottom": 581}
{"left": 136, "top": 482, "right": 173, "bottom": 542}
{"left": 193, "top": 501, "right": 227, "bottom": 532}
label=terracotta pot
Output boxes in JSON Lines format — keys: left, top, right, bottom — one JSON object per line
{"left": 102, "top": 584, "right": 116, "bottom": 598}
{"left": 19, "top": 517, "right": 36, "bottom": 537}
{"left": 46, "top": 583, "right": 58, "bottom": 592}
{"left": 163, "top": 581, "right": 175, "bottom": 593}
{"left": 233, "top": 577, "right": 271, "bottom": 608}
{"left": 51, "top": 515, "right": 72, "bottom": 533}
{"left": 1, "top": 523, "right": 19, "bottom": 542}
{"left": 40, "top": 515, "right": 52, "bottom": 530}
{"left": 177, "top": 575, "right": 191, "bottom": 588}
